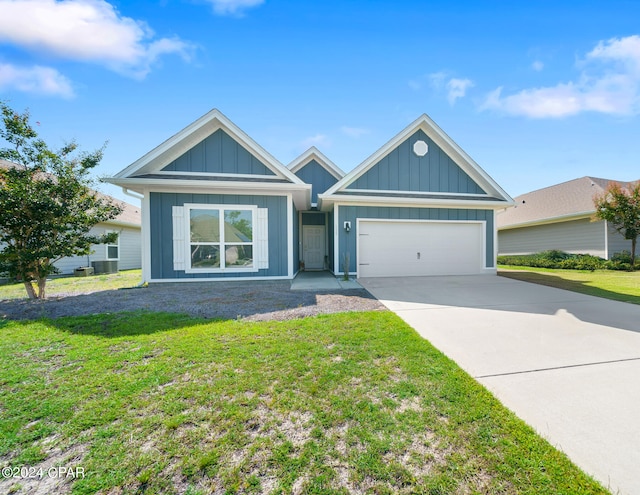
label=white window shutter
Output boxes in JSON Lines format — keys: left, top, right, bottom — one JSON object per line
{"left": 172, "top": 206, "right": 186, "bottom": 271}
{"left": 256, "top": 208, "right": 269, "bottom": 269}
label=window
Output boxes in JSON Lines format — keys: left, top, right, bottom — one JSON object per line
{"left": 106, "top": 231, "right": 119, "bottom": 260}
{"left": 188, "top": 206, "right": 254, "bottom": 271}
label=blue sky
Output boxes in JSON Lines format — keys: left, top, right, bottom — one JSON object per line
{"left": 1, "top": 0, "right": 640, "bottom": 205}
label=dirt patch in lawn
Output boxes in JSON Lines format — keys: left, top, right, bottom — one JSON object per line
{"left": 0, "top": 280, "right": 385, "bottom": 321}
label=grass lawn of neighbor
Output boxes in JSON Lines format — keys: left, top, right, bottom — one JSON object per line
{"left": 0, "top": 270, "right": 143, "bottom": 300}
{"left": 498, "top": 266, "right": 640, "bottom": 305}
{"left": 0, "top": 311, "right": 609, "bottom": 494}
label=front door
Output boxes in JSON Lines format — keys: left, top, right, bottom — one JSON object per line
{"left": 303, "top": 225, "right": 325, "bottom": 270}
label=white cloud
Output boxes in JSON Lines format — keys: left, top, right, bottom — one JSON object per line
{"left": 482, "top": 35, "right": 640, "bottom": 118}
{"left": 532, "top": 60, "right": 544, "bottom": 71}
{"left": 0, "top": 63, "right": 74, "bottom": 98}
{"left": 410, "top": 72, "right": 474, "bottom": 104}
{"left": 301, "top": 133, "right": 330, "bottom": 149}
{"left": 340, "top": 126, "right": 369, "bottom": 138}
{"left": 0, "top": 0, "right": 194, "bottom": 78}
{"left": 204, "top": 0, "right": 264, "bottom": 15}
{"left": 446, "top": 78, "right": 474, "bottom": 104}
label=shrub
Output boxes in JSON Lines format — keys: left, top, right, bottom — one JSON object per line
{"left": 498, "top": 251, "right": 606, "bottom": 271}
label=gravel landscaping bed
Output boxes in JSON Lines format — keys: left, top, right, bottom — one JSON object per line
{"left": 0, "top": 281, "right": 385, "bottom": 321}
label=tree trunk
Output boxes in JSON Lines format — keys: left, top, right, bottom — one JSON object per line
{"left": 632, "top": 237, "right": 637, "bottom": 268}
{"left": 37, "top": 277, "right": 47, "bottom": 299}
{"left": 23, "top": 281, "right": 37, "bottom": 299}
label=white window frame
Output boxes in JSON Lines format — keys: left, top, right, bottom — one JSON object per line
{"left": 105, "top": 230, "right": 120, "bottom": 261}
{"left": 185, "top": 204, "right": 259, "bottom": 274}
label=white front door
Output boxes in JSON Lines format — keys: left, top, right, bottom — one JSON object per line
{"left": 303, "top": 226, "right": 325, "bottom": 270}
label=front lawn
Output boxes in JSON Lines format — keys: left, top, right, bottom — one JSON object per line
{"left": 499, "top": 266, "right": 640, "bottom": 305}
{"left": 0, "top": 269, "right": 143, "bottom": 300}
{"left": 0, "top": 312, "right": 608, "bottom": 494}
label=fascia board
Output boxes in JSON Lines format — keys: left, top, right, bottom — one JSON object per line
{"left": 323, "top": 114, "right": 513, "bottom": 204}
{"left": 497, "top": 211, "right": 595, "bottom": 230}
{"left": 107, "top": 177, "right": 311, "bottom": 210}
{"left": 318, "top": 193, "right": 513, "bottom": 211}
{"left": 113, "top": 109, "right": 305, "bottom": 186}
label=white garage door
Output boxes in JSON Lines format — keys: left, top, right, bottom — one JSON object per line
{"left": 358, "top": 220, "right": 484, "bottom": 278}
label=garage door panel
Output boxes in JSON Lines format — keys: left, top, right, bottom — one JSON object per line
{"left": 358, "top": 221, "right": 484, "bottom": 278}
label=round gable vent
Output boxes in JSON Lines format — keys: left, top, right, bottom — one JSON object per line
{"left": 413, "top": 140, "right": 428, "bottom": 157}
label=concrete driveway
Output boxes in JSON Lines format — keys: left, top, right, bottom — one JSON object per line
{"left": 359, "top": 275, "right": 640, "bottom": 495}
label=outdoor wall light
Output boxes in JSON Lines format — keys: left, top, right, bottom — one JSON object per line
{"left": 344, "top": 221, "right": 351, "bottom": 232}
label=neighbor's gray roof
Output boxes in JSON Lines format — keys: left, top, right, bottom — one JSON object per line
{"left": 1, "top": 159, "right": 140, "bottom": 227}
{"left": 497, "top": 176, "right": 638, "bottom": 229}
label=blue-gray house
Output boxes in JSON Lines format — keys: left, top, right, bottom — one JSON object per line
{"left": 108, "top": 109, "right": 513, "bottom": 282}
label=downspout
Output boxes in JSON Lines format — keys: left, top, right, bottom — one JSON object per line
{"left": 121, "top": 187, "right": 146, "bottom": 287}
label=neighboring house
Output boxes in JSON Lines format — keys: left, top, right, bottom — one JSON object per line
{"left": 497, "top": 177, "right": 636, "bottom": 259}
{"left": 0, "top": 157, "right": 142, "bottom": 275}
{"left": 53, "top": 198, "right": 142, "bottom": 274}
{"left": 106, "top": 109, "right": 513, "bottom": 282}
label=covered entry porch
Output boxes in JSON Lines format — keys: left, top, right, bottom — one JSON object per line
{"left": 298, "top": 211, "right": 334, "bottom": 272}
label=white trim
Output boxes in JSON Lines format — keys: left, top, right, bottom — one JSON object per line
{"left": 355, "top": 218, "right": 487, "bottom": 278}
{"left": 112, "top": 109, "right": 306, "bottom": 185}
{"left": 344, "top": 188, "right": 492, "bottom": 198}
{"left": 493, "top": 210, "right": 498, "bottom": 269}
{"left": 321, "top": 195, "right": 510, "bottom": 210}
{"left": 604, "top": 219, "right": 609, "bottom": 260}
{"left": 153, "top": 170, "right": 280, "bottom": 180}
{"left": 333, "top": 204, "right": 339, "bottom": 276}
{"left": 288, "top": 147, "right": 345, "bottom": 180}
{"left": 322, "top": 114, "right": 513, "bottom": 204}
{"left": 298, "top": 210, "right": 303, "bottom": 266}
{"left": 105, "top": 229, "right": 120, "bottom": 261}
{"left": 183, "top": 204, "right": 259, "bottom": 274}
{"left": 142, "top": 191, "right": 151, "bottom": 283}
{"left": 498, "top": 211, "right": 594, "bottom": 230}
{"left": 287, "top": 193, "right": 294, "bottom": 278}
{"left": 108, "top": 178, "right": 311, "bottom": 211}
{"left": 148, "top": 275, "right": 292, "bottom": 283}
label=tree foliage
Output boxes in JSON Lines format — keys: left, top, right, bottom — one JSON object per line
{"left": 594, "top": 181, "right": 640, "bottom": 267}
{"left": 0, "top": 102, "right": 122, "bottom": 299}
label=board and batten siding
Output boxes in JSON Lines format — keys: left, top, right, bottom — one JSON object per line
{"left": 294, "top": 160, "right": 339, "bottom": 203}
{"left": 53, "top": 224, "right": 141, "bottom": 274}
{"left": 337, "top": 206, "right": 494, "bottom": 273}
{"left": 346, "top": 130, "right": 485, "bottom": 194}
{"left": 149, "top": 192, "right": 288, "bottom": 279}
{"left": 161, "top": 129, "right": 275, "bottom": 176}
{"left": 498, "top": 218, "right": 606, "bottom": 257}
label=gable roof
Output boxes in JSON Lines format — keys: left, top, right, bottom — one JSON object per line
{"left": 113, "top": 109, "right": 303, "bottom": 184}
{"left": 107, "top": 109, "right": 311, "bottom": 209}
{"left": 0, "top": 159, "right": 140, "bottom": 227}
{"left": 288, "top": 147, "right": 345, "bottom": 180}
{"left": 319, "top": 114, "right": 513, "bottom": 209}
{"left": 497, "top": 176, "right": 640, "bottom": 230}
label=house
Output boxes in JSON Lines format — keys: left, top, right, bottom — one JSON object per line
{"left": 106, "top": 109, "right": 513, "bottom": 282}
{"left": 53, "top": 198, "right": 142, "bottom": 275}
{"left": 0, "top": 159, "right": 142, "bottom": 275}
{"left": 497, "top": 177, "right": 636, "bottom": 259}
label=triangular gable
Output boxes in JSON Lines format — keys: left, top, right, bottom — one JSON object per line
{"left": 161, "top": 128, "right": 276, "bottom": 176}
{"left": 322, "top": 114, "right": 512, "bottom": 203}
{"left": 289, "top": 147, "right": 345, "bottom": 204}
{"left": 113, "top": 109, "right": 304, "bottom": 184}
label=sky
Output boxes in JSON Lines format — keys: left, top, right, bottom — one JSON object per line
{"left": 1, "top": 0, "right": 640, "bottom": 206}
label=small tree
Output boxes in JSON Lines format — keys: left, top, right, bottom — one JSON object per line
{"left": 0, "top": 102, "right": 122, "bottom": 299}
{"left": 593, "top": 181, "right": 640, "bottom": 267}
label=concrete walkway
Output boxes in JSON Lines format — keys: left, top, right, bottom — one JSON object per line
{"left": 290, "top": 271, "right": 362, "bottom": 290}
{"left": 359, "top": 275, "right": 640, "bottom": 495}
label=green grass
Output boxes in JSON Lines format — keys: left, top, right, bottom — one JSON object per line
{"left": 0, "top": 311, "right": 608, "bottom": 494}
{"left": 499, "top": 266, "right": 640, "bottom": 305}
{"left": 0, "top": 269, "right": 142, "bottom": 300}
